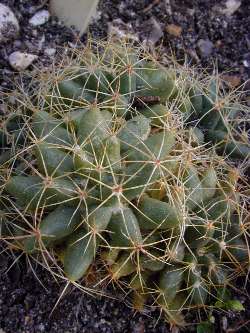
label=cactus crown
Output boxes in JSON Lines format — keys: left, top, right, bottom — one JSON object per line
{"left": 0, "top": 40, "right": 249, "bottom": 326}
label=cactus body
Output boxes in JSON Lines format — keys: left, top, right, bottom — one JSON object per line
{"left": 118, "top": 115, "right": 151, "bottom": 153}
{"left": 63, "top": 230, "right": 96, "bottom": 281}
{"left": 1, "top": 40, "right": 249, "bottom": 326}
{"left": 33, "top": 111, "right": 74, "bottom": 146}
{"left": 137, "top": 62, "right": 177, "bottom": 102}
{"left": 108, "top": 208, "right": 142, "bottom": 247}
{"left": 159, "top": 266, "right": 184, "bottom": 303}
{"left": 138, "top": 196, "right": 182, "bottom": 230}
{"left": 23, "top": 206, "right": 81, "bottom": 252}
{"left": 35, "top": 143, "right": 74, "bottom": 176}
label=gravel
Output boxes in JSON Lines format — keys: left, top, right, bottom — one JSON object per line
{"left": 0, "top": 254, "right": 168, "bottom": 333}
{"left": 1, "top": 0, "right": 250, "bottom": 90}
{"left": 0, "top": 3, "right": 19, "bottom": 43}
{"left": 0, "top": 252, "right": 249, "bottom": 332}
{"left": 92, "top": 0, "right": 250, "bottom": 83}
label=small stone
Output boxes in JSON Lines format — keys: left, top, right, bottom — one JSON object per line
{"left": 108, "top": 19, "right": 138, "bottom": 41}
{"left": 221, "top": 74, "right": 241, "bottom": 88}
{"left": 222, "top": 316, "right": 228, "bottom": 330}
{"left": 38, "top": 34, "right": 45, "bottom": 50}
{"left": 221, "top": 0, "right": 241, "bottom": 16}
{"left": 147, "top": 18, "right": 163, "bottom": 44}
{"left": 245, "top": 34, "right": 250, "bottom": 50}
{"left": 37, "top": 323, "right": 45, "bottom": 332}
{"left": 243, "top": 53, "right": 250, "bottom": 67}
{"left": 9, "top": 51, "right": 38, "bottom": 71}
{"left": 32, "top": 29, "right": 38, "bottom": 37}
{"left": 133, "top": 322, "right": 145, "bottom": 333}
{"left": 13, "top": 39, "right": 22, "bottom": 48}
{"left": 0, "top": 4, "right": 19, "bottom": 42}
{"left": 215, "top": 40, "right": 222, "bottom": 48}
{"left": 29, "top": 10, "right": 50, "bottom": 26}
{"left": 243, "top": 60, "right": 250, "bottom": 67}
{"left": 186, "top": 48, "right": 199, "bottom": 62}
{"left": 197, "top": 39, "right": 214, "bottom": 57}
{"left": 187, "top": 8, "right": 195, "bottom": 16}
{"left": 166, "top": 24, "right": 182, "bottom": 37}
{"left": 44, "top": 48, "right": 56, "bottom": 56}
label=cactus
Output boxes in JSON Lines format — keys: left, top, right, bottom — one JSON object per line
{"left": 0, "top": 40, "right": 249, "bottom": 327}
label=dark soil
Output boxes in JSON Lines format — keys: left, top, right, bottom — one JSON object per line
{"left": 1, "top": 0, "right": 250, "bottom": 90}
{"left": 0, "top": 0, "right": 249, "bottom": 332}
{"left": 94, "top": 0, "right": 250, "bottom": 79}
{"left": 0, "top": 253, "right": 169, "bottom": 333}
{"left": 0, "top": 252, "right": 249, "bottom": 333}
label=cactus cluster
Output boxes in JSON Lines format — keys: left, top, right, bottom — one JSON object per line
{"left": 0, "top": 40, "right": 249, "bottom": 326}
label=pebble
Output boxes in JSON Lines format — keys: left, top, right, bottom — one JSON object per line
{"left": 13, "top": 40, "right": 22, "bottom": 48}
{"left": 0, "top": 3, "right": 19, "bottom": 42}
{"left": 133, "top": 322, "right": 145, "bottom": 333}
{"left": 44, "top": 48, "right": 56, "bottom": 56}
{"left": 108, "top": 19, "right": 138, "bottom": 41}
{"left": 36, "top": 323, "right": 45, "bottom": 332}
{"left": 147, "top": 18, "right": 163, "bottom": 44}
{"left": 38, "top": 34, "right": 45, "bottom": 50}
{"left": 243, "top": 53, "right": 250, "bottom": 68}
{"left": 221, "top": 0, "right": 241, "bottom": 17}
{"left": 166, "top": 24, "right": 182, "bottom": 37}
{"left": 222, "top": 316, "right": 228, "bottom": 330}
{"left": 243, "top": 60, "right": 250, "bottom": 68}
{"left": 221, "top": 74, "right": 241, "bottom": 87}
{"left": 8, "top": 51, "right": 38, "bottom": 71}
{"left": 197, "top": 39, "right": 214, "bottom": 57}
{"left": 29, "top": 10, "right": 50, "bottom": 26}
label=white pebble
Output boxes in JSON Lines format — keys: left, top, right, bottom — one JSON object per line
{"left": 44, "top": 48, "right": 56, "bottom": 56}
{"left": 243, "top": 60, "right": 250, "bottom": 68}
{"left": 0, "top": 4, "right": 19, "bottom": 42}
{"left": 222, "top": 0, "right": 241, "bottom": 16}
{"left": 29, "top": 10, "right": 50, "bottom": 26}
{"left": 9, "top": 51, "right": 38, "bottom": 71}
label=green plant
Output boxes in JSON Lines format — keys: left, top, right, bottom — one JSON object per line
{"left": 0, "top": 40, "right": 249, "bottom": 327}
{"left": 190, "top": 79, "right": 250, "bottom": 160}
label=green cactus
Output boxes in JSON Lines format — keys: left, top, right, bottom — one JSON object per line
{"left": 0, "top": 40, "right": 249, "bottom": 327}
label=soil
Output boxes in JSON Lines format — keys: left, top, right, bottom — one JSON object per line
{"left": 0, "top": 251, "right": 249, "bottom": 333}
{"left": 95, "top": 0, "right": 250, "bottom": 80}
{"left": 1, "top": 0, "right": 250, "bottom": 90}
{"left": 0, "top": 253, "right": 168, "bottom": 333}
{"left": 0, "top": 0, "right": 249, "bottom": 332}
